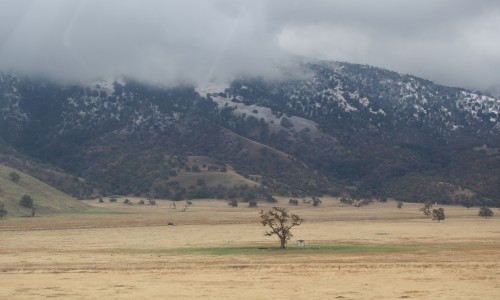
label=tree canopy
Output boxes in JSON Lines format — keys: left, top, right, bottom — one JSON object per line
{"left": 259, "top": 207, "right": 303, "bottom": 249}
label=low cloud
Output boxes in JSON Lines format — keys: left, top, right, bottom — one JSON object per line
{"left": 0, "top": 0, "right": 499, "bottom": 91}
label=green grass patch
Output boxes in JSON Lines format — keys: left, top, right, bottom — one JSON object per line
{"left": 148, "top": 243, "right": 429, "bottom": 256}
{"left": 74, "top": 209, "right": 134, "bottom": 215}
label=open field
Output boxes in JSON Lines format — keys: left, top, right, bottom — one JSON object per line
{"left": 1, "top": 198, "right": 499, "bottom": 299}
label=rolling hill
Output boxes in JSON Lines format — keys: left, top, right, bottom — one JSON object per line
{"left": 0, "top": 164, "right": 89, "bottom": 217}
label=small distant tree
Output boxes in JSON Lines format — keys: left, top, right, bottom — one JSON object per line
{"left": 228, "top": 199, "right": 238, "bottom": 207}
{"left": 354, "top": 198, "right": 374, "bottom": 208}
{"left": 432, "top": 208, "right": 445, "bottom": 222}
{"left": 123, "top": 198, "right": 130, "bottom": 204}
{"left": 340, "top": 197, "right": 353, "bottom": 205}
{"left": 181, "top": 201, "right": 192, "bottom": 211}
{"left": 420, "top": 201, "right": 433, "bottom": 218}
{"left": 478, "top": 207, "right": 494, "bottom": 219}
{"left": 98, "top": 197, "right": 104, "bottom": 203}
{"left": 19, "top": 195, "right": 33, "bottom": 208}
{"left": 289, "top": 199, "right": 299, "bottom": 206}
{"left": 265, "top": 194, "right": 278, "bottom": 203}
{"left": 312, "top": 197, "right": 322, "bottom": 207}
{"left": 460, "top": 197, "right": 476, "bottom": 210}
{"left": 109, "top": 198, "right": 117, "bottom": 203}
{"left": 9, "top": 172, "right": 21, "bottom": 183}
{"left": 259, "top": 207, "right": 304, "bottom": 249}
{"left": 138, "top": 199, "right": 145, "bottom": 205}
{"left": 148, "top": 198, "right": 156, "bottom": 205}
{"left": 248, "top": 199, "right": 258, "bottom": 207}
{"left": 0, "top": 202, "right": 7, "bottom": 219}
{"left": 397, "top": 201, "right": 404, "bottom": 209}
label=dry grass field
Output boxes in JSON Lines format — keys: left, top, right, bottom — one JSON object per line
{"left": 1, "top": 198, "right": 499, "bottom": 299}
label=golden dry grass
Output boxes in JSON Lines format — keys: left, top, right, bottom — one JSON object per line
{"left": 1, "top": 198, "right": 499, "bottom": 299}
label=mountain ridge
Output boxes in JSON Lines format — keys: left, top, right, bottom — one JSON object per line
{"left": 0, "top": 59, "right": 498, "bottom": 205}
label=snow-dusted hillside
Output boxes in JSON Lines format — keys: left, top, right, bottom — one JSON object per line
{"left": 219, "top": 61, "right": 499, "bottom": 136}
{"left": 0, "top": 59, "right": 499, "bottom": 203}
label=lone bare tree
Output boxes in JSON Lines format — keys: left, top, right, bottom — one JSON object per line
{"left": 259, "top": 207, "right": 304, "bottom": 249}
{"left": 420, "top": 201, "right": 433, "bottom": 218}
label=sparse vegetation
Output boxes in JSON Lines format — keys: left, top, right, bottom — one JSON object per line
{"left": 420, "top": 201, "right": 433, "bottom": 218}
{"left": 259, "top": 207, "right": 304, "bottom": 249}
{"left": 289, "top": 198, "right": 299, "bottom": 206}
{"left": 340, "top": 197, "right": 354, "bottom": 205}
{"left": 109, "top": 198, "right": 117, "bottom": 203}
{"left": 353, "top": 198, "right": 373, "bottom": 208}
{"left": 397, "top": 201, "right": 404, "bottom": 209}
{"left": 181, "top": 201, "right": 192, "bottom": 211}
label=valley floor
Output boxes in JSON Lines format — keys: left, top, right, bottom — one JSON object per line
{"left": 1, "top": 199, "right": 499, "bottom": 299}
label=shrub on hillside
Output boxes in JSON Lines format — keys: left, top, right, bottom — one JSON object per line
{"left": 9, "top": 172, "right": 21, "bottom": 183}
{"left": 19, "top": 195, "right": 33, "bottom": 208}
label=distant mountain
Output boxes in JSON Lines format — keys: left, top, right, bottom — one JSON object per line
{"left": 0, "top": 59, "right": 498, "bottom": 205}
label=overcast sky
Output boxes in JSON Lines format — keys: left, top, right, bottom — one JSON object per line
{"left": 0, "top": 0, "right": 499, "bottom": 91}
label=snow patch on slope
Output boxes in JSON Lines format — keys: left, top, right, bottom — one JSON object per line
{"left": 458, "top": 91, "right": 499, "bottom": 121}
{"left": 212, "top": 96, "right": 320, "bottom": 133}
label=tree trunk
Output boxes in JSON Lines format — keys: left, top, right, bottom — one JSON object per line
{"left": 280, "top": 237, "right": 286, "bottom": 249}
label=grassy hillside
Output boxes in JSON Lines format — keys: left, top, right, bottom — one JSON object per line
{"left": 167, "top": 156, "right": 259, "bottom": 189}
{"left": 0, "top": 164, "right": 89, "bottom": 217}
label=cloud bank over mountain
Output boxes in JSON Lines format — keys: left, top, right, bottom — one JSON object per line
{"left": 1, "top": 0, "right": 499, "bottom": 90}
